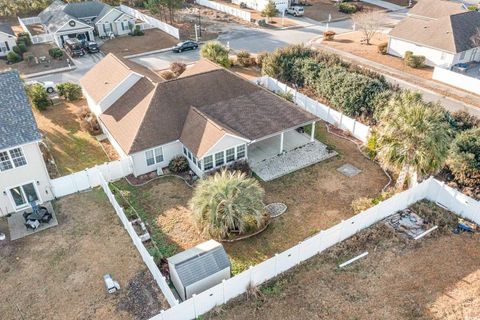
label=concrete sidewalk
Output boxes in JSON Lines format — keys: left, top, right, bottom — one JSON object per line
{"left": 362, "top": 0, "right": 405, "bottom": 11}
{"left": 312, "top": 41, "right": 480, "bottom": 117}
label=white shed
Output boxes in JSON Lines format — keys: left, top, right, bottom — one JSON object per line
{"left": 168, "top": 240, "right": 231, "bottom": 301}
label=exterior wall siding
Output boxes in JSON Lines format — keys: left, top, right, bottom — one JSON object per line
{"left": 130, "top": 140, "right": 183, "bottom": 177}
{"left": 0, "top": 142, "right": 53, "bottom": 216}
{"left": 0, "top": 34, "right": 17, "bottom": 57}
{"left": 387, "top": 37, "right": 455, "bottom": 67}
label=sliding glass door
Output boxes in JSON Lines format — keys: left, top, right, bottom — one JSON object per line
{"left": 9, "top": 182, "right": 39, "bottom": 209}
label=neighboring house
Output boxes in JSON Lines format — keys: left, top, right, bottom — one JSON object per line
{"left": 36, "top": 0, "right": 136, "bottom": 47}
{"left": 387, "top": 0, "right": 480, "bottom": 67}
{"left": 80, "top": 54, "right": 318, "bottom": 178}
{"left": 0, "top": 71, "right": 53, "bottom": 216}
{"left": 0, "top": 22, "right": 16, "bottom": 57}
{"left": 232, "top": 0, "right": 289, "bottom": 12}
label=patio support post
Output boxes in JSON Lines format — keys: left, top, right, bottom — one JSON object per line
{"left": 280, "top": 132, "right": 284, "bottom": 154}
{"left": 310, "top": 122, "right": 316, "bottom": 142}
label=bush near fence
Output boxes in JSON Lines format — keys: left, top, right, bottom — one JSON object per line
{"left": 255, "top": 76, "right": 371, "bottom": 142}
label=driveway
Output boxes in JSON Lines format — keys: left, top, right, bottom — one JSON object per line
{"left": 130, "top": 48, "right": 199, "bottom": 71}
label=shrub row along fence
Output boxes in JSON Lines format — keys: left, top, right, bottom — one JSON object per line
{"left": 120, "top": 5, "right": 180, "bottom": 39}
{"left": 147, "top": 177, "right": 480, "bottom": 320}
{"left": 98, "top": 170, "right": 179, "bottom": 306}
{"left": 195, "top": 0, "right": 252, "bottom": 22}
{"left": 255, "top": 76, "right": 371, "bottom": 143}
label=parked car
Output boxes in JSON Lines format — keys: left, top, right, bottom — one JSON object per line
{"left": 25, "top": 80, "right": 56, "bottom": 93}
{"left": 286, "top": 6, "right": 304, "bottom": 17}
{"left": 85, "top": 41, "right": 100, "bottom": 54}
{"left": 173, "top": 41, "right": 199, "bottom": 53}
{"left": 64, "top": 38, "right": 85, "bottom": 57}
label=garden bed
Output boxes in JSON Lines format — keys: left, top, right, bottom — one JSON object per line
{"left": 204, "top": 201, "right": 480, "bottom": 320}
{"left": 110, "top": 123, "right": 388, "bottom": 274}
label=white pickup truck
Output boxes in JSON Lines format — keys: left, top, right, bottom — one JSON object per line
{"left": 25, "top": 80, "right": 56, "bottom": 93}
{"left": 285, "top": 6, "right": 304, "bottom": 17}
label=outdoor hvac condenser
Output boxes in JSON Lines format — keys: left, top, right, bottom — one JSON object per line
{"left": 168, "top": 240, "right": 231, "bottom": 301}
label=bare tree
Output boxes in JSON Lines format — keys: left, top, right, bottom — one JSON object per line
{"left": 352, "top": 11, "right": 388, "bottom": 45}
{"left": 470, "top": 27, "right": 480, "bottom": 47}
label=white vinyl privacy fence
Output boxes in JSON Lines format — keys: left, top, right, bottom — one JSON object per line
{"left": 432, "top": 67, "right": 480, "bottom": 96}
{"left": 255, "top": 76, "right": 371, "bottom": 143}
{"left": 18, "top": 17, "right": 55, "bottom": 44}
{"left": 120, "top": 5, "right": 180, "bottom": 39}
{"left": 196, "top": 0, "right": 252, "bottom": 22}
{"left": 147, "top": 177, "right": 480, "bottom": 320}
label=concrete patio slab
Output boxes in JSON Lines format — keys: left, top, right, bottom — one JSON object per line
{"left": 337, "top": 163, "right": 362, "bottom": 177}
{"left": 7, "top": 202, "right": 58, "bottom": 240}
{"left": 250, "top": 140, "right": 337, "bottom": 181}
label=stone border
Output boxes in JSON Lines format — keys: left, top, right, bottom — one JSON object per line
{"left": 218, "top": 221, "right": 270, "bottom": 243}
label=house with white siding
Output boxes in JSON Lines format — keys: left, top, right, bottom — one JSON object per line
{"left": 80, "top": 54, "right": 320, "bottom": 179}
{"left": 387, "top": 0, "right": 480, "bottom": 67}
{"left": 0, "top": 71, "right": 53, "bottom": 216}
{"left": 0, "top": 22, "right": 17, "bottom": 57}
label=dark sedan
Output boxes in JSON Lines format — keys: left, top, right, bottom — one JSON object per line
{"left": 172, "top": 41, "right": 198, "bottom": 53}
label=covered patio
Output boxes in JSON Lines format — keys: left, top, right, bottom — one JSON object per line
{"left": 248, "top": 125, "right": 338, "bottom": 181}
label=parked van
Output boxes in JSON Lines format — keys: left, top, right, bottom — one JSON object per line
{"left": 286, "top": 6, "right": 304, "bottom": 17}
{"left": 64, "top": 38, "right": 85, "bottom": 57}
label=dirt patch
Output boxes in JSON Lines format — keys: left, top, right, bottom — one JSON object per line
{"left": 112, "top": 122, "right": 388, "bottom": 274}
{"left": 101, "top": 29, "right": 178, "bottom": 57}
{"left": 205, "top": 222, "right": 480, "bottom": 320}
{"left": 231, "top": 65, "right": 261, "bottom": 80}
{"left": 0, "top": 43, "right": 70, "bottom": 75}
{"left": 34, "top": 99, "right": 110, "bottom": 176}
{"left": 0, "top": 190, "right": 167, "bottom": 320}
{"left": 322, "top": 31, "right": 434, "bottom": 80}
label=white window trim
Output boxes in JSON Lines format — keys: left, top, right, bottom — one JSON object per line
{"left": 145, "top": 146, "right": 164, "bottom": 167}
{"left": 0, "top": 146, "right": 28, "bottom": 172}
{"left": 6, "top": 180, "right": 43, "bottom": 211}
{"left": 201, "top": 143, "right": 247, "bottom": 172}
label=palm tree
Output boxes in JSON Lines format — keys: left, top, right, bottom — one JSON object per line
{"left": 190, "top": 170, "right": 266, "bottom": 239}
{"left": 200, "top": 41, "right": 231, "bottom": 68}
{"left": 376, "top": 91, "right": 452, "bottom": 190}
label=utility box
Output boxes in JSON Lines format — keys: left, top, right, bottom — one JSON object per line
{"left": 168, "top": 240, "right": 231, "bottom": 301}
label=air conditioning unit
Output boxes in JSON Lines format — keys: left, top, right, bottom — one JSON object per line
{"left": 157, "top": 167, "right": 164, "bottom": 176}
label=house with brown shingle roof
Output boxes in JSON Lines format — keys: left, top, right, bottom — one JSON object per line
{"left": 387, "top": 0, "right": 480, "bottom": 67}
{"left": 80, "top": 54, "right": 320, "bottom": 178}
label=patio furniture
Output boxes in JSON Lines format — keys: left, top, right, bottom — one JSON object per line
{"left": 23, "top": 202, "right": 52, "bottom": 225}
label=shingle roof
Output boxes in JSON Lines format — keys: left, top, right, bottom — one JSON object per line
{"left": 408, "top": 0, "right": 467, "bottom": 19}
{"left": 0, "top": 71, "right": 41, "bottom": 150}
{"left": 0, "top": 22, "right": 14, "bottom": 36}
{"left": 63, "top": 1, "right": 110, "bottom": 20}
{"left": 39, "top": 0, "right": 74, "bottom": 33}
{"left": 92, "top": 57, "right": 318, "bottom": 156}
{"left": 389, "top": 11, "right": 480, "bottom": 53}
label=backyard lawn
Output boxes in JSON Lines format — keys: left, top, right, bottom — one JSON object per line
{"left": 111, "top": 122, "right": 389, "bottom": 274}
{"left": 34, "top": 99, "right": 110, "bottom": 176}
{"left": 0, "top": 189, "right": 167, "bottom": 320}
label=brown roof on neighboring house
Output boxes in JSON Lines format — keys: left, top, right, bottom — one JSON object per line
{"left": 80, "top": 53, "right": 163, "bottom": 104}
{"left": 91, "top": 56, "right": 318, "bottom": 156}
{"left": 408, "top": 0, "right": 466, "bottom": 19}
{"left": 178, "top": 59, "right": 222, "bottom": 78}
{"left": 389, "top": 11, "right": 480, "bottom": 53}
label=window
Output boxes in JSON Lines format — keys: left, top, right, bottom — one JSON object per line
{"left": 10, "top": 148, "right": 27, "bottom": 167}
{"left": 145, "top": 147, "right": 163, "bottom": 166}
{"left": 215, "top": 151, "right": 224, "bottom": 167}
{"left": 121, "top": 21, "right": 129, "bottom": 31}
{"left": 197, "top": 159, "right": 202, "bottom": 169}
{"left": 192, "top": 156, "right": 197, "bottom": 165}
{"left": 236, "top": 145, "right": 246, "bottom": 159}
{"left": 9, "top": 182, "right": 39, "bottom": 208}
{"left": 226, "top": 148, "right": 235, "bottom": 163}
{"left": 203, "top": 155, "right": 213, "bottom": 170}
{"left": 0, "top": 151, "right": 13, "bottom": 171}
{"left": 183, "top": 146, "right": 187, "bottom": 156}
{"left": 188, "top": 151, "right": 192, "bottom": 160}
{"left": 103, "top": 23, "right": 112, "bottom": 33}
{"left": 0, "top": 147, "right": 27, "bottom": 172}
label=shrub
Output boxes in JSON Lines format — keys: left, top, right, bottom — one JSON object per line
{"left": 132, "top": 25, "right": 144, "bottom": 36}
{"left": 160, "top": 70, "right": 175, "bottom": 80}
{"left": 277, "top": 91, "right": 294, "bottom": 102}
{"left": 190, "top": 170, "right": 267, "bottom": 239}
{"left": 446, "top": 111, "right": 480, "bottom": 133}
{"left": 261, "top": 44, "right": 315, "bottom": 82}
{"left": 55, "top": 82, "right": 83, "bottom": 101}
{"left": 377, "top": 42, "right": 388, "bottom": 55}
{"left": 256, "top": 51, "right": 269, "bottom": 68}
{"left": 17, "top": 32, "right": 32, "bottom": 46}
{"left": 323, "top": 30, "right": 336, "bottom": 41}
{"left": 12, "top": 46, "right": 21, "bottom": 55}
{"left": 404, "top": 51, "right": 425, "bottom": 68}
{"left": 7, "top": 51, "right": 21, "bottom": 63}
{"left": 26, "top": 84, "right": 50, "bottom": 110}
{"left": 261, "top": 0, "right": 278, "bottom": 21}
{"left": 448, "top": 127, "right": 480, "bottom": 184}
{"left": 49, "top": 47, "right": 63, "bottom": 59}
{"left": 17, "top": 42, "right": 27, "bottom": 53}
{"left": 200, "top": 41, "right": 231, "bottom": 68}
{"left": 170, "top": 62, "right": 186, "bottom": 77}
{"left": 339, "top": 2, "right": 357, "bottom": 13}
{"left": 25, "top": 54, "right": 35, "bottom": 65}
{"left": 236, "top": 50, "right": 255, "bottom": 67}
{"left": 468, "top": 5, "right": 478, "bottom": 11}
{"left": 168, "top": 156, "right": 189, "bottom": 173}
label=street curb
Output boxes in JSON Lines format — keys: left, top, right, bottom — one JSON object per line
{"left": 23, "top": 65, "right": 77, "bottom": 79}
{"left": 123, "top": 42, "right": 206, "bottom": 59}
